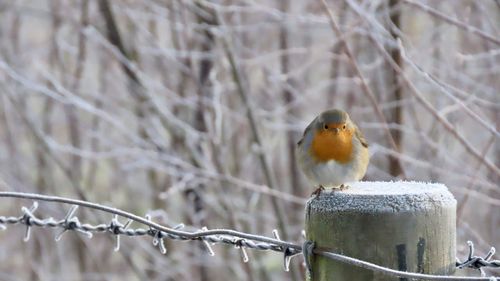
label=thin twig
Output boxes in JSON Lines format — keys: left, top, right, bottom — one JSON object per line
{"left": 212, "top": 6, "right": 290, "bottom": 240}
{"left": 402, "top": 0, "right": 500, "bottom": 46}
{"left": 398, "top": 41, "right": 500, "bottom": 139}
{"left": 342, "top": 0, "right": 500, "bottom": 177}
{"left": 457, "top": 135, "right": 497, "bottom": 219}
{"left": 320, "top": 0, "right": 407, "bottom": 178}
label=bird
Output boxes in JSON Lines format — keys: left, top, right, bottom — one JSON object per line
{"left": 296, "top": 109, "right": 369, "bottom": 196}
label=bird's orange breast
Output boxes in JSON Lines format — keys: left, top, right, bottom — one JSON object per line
{"left": 310, "top": 130, "right": 353, "bottom": 164}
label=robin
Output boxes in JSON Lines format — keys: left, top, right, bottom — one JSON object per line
{"left": 297, "top": 109, "right": 369, "bottom": 196}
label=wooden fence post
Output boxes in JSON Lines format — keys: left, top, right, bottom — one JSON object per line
{"left": 305, "top": 181, "right": 457, "bottom": 280}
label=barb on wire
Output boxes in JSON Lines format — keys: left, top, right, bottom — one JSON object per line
{"left": 200, "top": 226, "right": 216, "bottom": 257}
{"left": 273, "top": 229, "right": 301, "bottom": 271}
{"left": 457, "top": 241, "right": 500, "bottom": 275}
{"left": 21, "top": 201, "right": 38, "bottom": 241}
{"left": 0, "top": 191, "right": 499, "bottom": 281}
{"left": 109, "top": 215, "right": 132, "bottom": 252}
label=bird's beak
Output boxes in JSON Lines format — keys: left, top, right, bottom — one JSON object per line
{"left": 333, "top": 128, "right": 340, "bottom": 133}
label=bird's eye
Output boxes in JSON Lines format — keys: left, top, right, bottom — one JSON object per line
{"left": 323, "top": 124, "right": 328, "bottom": 130}
{"left": 342, "top": 125, "right": 346, "bottom": 130}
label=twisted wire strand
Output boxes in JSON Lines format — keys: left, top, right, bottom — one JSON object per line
{"left": 456, "top": 241, "right": 500, "bottom": 272}
{"left": 0, "top": 191, "right": 498, "bottom": 281}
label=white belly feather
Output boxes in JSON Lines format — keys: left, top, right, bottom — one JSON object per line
{"left": 297, "top": 135, "right": 369, "bottom": 188}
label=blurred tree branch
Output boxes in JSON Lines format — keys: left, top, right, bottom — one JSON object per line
{"left": 321, "top": 0, "right": 407, "bottom": 178}
{"left": 403, "top": 0, "right": 500, "bottom": 46}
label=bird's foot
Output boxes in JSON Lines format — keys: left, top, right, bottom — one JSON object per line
{"left": 339, "top": 184, "right": 350, "bottom": 191}
{"left": 311, "top": 185, "right": 325, "bottom": 197}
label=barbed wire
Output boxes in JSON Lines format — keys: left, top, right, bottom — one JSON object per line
{"left": 0, "top": 191, "right": 498, "bottom": 280}
{"left": 457, "top": 241, "right": 500, "bottom": 272}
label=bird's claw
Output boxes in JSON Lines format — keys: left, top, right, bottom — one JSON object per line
{"left": 311, "top": 186, "right": 325, "bottom": 197}
{"left": 339, "top": 184, "right": 349, "bottom": 191}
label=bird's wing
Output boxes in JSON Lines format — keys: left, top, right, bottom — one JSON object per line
{"left": 297, "top": 117, "right": 316, "bottom": 146}
{"left": 354, "top": 126, "right": 369, "bottom": 148}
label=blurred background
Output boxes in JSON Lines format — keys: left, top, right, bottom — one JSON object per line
{"left": 0, "top": 0, "right": 498, "bottom": 280}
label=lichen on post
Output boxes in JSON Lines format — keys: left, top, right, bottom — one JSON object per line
{"left": 305, "top": 181, "right": 457, "bottom": 281}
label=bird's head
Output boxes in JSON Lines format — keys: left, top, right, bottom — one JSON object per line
{"left": 310, "top": 109, "right": 355, "bottom": 163}
{"left": 316, "top": 109, "right": 354, "bottom": 135}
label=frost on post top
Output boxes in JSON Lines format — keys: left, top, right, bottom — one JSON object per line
{"left": 307, "top": 181, "right": 457, "bottom": 213}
